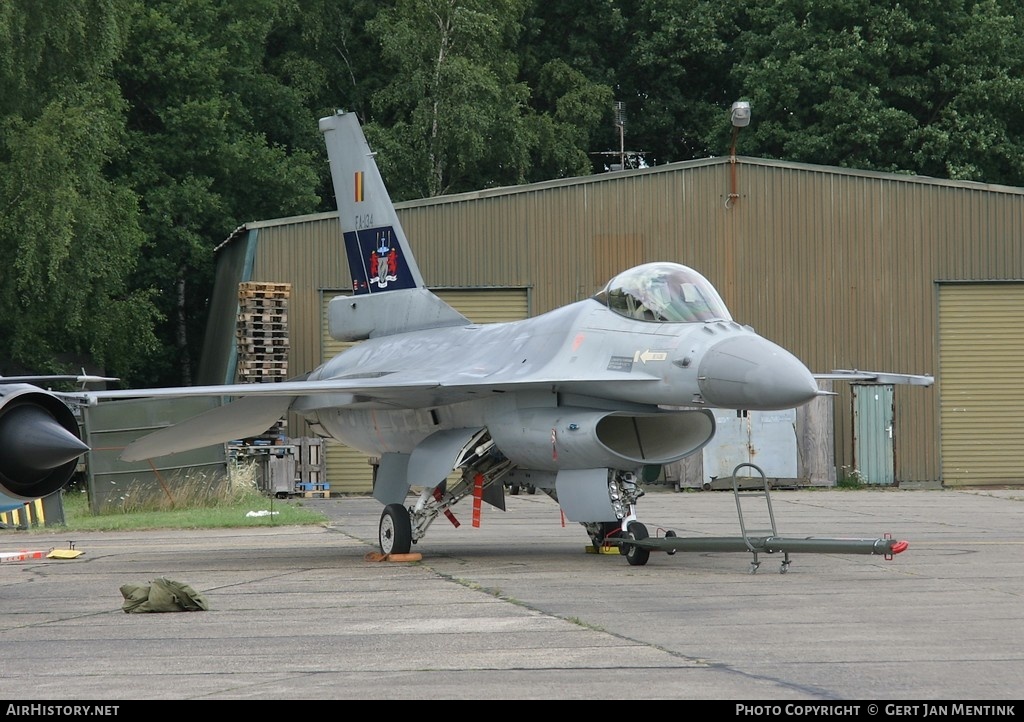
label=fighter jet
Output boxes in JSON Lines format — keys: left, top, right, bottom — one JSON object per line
{"left": 0, "top": 375, "right": 107, "bottom": 510}
{"left": 73, "top": 111, "right": 932, "bottom": 565}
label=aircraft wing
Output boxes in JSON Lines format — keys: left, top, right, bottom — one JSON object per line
{"left": 119, "top": 395, "right": 297, "bottom": 461}
{"left": 72, "top": 371, "right": 663, "bottom": 462}
{"left": 814, "top": 369, "right": 934, "bottom": 386}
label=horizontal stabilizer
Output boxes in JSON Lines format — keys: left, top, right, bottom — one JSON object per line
{"left": 328, "top": 288, "right": 469, "bottom": 340}
{"left": 815, "top": 369, "right": 934, "bottom": 386}
{"left": 121, "top": 394, "right": 294, "bottom": 461}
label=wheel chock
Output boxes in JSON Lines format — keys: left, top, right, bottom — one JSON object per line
{"left": 364, "top": 551, "right": 423, "bottom": 563}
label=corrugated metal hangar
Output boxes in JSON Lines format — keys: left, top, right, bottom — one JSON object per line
{"left": 196, "top": 153, "right": 1024, "bottom": 492}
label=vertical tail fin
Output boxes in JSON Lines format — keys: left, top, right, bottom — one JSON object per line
{"left": 319, "top": 111, "right": 469, "bottom": 340}
{"left": 319, "top": 111, "right": 424, "bottom": 294}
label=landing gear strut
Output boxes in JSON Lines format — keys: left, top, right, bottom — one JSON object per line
{"left": 586, "top": 521, "right": 621, "bottom": 550}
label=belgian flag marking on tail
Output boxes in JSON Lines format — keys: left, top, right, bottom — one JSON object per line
{"left": 354, "top": 171, "right": 364, "bottom": 202}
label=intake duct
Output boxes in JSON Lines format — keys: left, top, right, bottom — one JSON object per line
{"left": 488, "top": 407, "right": 715, "bottom": 471}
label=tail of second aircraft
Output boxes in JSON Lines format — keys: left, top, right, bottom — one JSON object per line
{"left": 319, "top": 111, "right": 469, "bottom": 341}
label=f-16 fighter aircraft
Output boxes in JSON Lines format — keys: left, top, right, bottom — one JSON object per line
{"left": 73, "top": 112, "right": 932, "bottom": 565}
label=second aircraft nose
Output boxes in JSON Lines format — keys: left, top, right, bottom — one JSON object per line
{"left": 696, "top": 334, "right": 820, "bottom": 410}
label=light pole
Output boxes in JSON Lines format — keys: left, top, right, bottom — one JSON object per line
{"left": 727, "top": 100, "right": 751, "bottom": 209}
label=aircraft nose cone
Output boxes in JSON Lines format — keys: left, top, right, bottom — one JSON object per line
{"left": 697, "top": 334, "right": 820, "bottom": 409}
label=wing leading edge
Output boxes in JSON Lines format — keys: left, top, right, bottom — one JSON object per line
{"left": 77, "top": 369, "right": 662, "bottom": 407}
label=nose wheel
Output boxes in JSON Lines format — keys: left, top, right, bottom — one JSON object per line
{"left": 622, "top": 521, "right": 651, "bottom": 566}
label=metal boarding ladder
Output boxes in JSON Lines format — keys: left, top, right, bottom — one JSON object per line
{"left": 732, "top": 462, "right": 791, "bottom": 574}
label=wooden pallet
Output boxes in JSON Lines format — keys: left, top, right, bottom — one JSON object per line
{"left": 238, "top": 311, "right": 288, "bottom": 322}
{"left": 236, "top": 371, "right": 288, "bottom": 381}
{"left": 237, "top": 348, "right": 290, "bottom": 359}
{"left": 237, "top": 319, "right": 288, "bottom": 332}
{"left": 239, "top": 282, "right": 291, "bottom": 299}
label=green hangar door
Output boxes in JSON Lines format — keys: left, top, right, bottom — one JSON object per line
{"left": 319, "top": 288, "right": 529, "bottom": 494}
{"left": 853, "top": 384, "right": 895, "bottom": 486}
{"left": 939, "top": 283, "right": 1024, "bottom": 487}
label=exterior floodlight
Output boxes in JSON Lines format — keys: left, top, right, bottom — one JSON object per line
{"left": 731, "top": 101, "right": 751, "bottom": 128}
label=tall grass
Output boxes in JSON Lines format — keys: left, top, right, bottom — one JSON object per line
{"left": 56, "top": 461, "right": 328, "bottom": 532}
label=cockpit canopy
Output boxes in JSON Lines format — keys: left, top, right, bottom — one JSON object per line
{"left": 593, "top": 262, "right": 732, "bottom": 323}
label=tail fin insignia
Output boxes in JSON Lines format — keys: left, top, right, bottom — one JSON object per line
{"left": 320, "top": 111, "right": 426, "bottom": 296}
{"left": 344, "top": 227, "right": 414, "bottom": 292}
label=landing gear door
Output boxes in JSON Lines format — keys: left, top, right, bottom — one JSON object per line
{"left": 373, "top": 453, "right": 411, "bottom": 505}
{"left": 408, "top": 427, "right": 486, "bottom": 493}
{"left": 555, "top": 469, "right": 615, "bottom": 523}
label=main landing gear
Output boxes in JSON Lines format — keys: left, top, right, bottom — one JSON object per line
{"left": 375, "top": 443, "right": 514, "bottom": 556}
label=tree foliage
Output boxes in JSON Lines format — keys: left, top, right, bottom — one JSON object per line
{"left": 0, "top": 0, "right": 158, "bottom": 377}
{"left": 3, "top": 0, "right": 1023, "bottom": 384}
{"left": 619, "top": 0, "right": 1024, "bottom": 182}
{"left": 112, "top": 0, "right": 321, "bottom": 386}
{"left": 362, "top": 0, "right": 532, "bottom": 199}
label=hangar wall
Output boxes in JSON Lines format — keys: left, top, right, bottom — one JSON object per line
{"left": 205, "top": 155, "right": 1024, "bottom": 487}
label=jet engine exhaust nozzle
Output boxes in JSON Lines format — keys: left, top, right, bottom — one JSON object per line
{"left": 0, "top": 386, "right": 89, "bottom": 500}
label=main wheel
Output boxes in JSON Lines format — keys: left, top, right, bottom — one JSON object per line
{"left": 624, "top": 521, "right": 651, "bottom": 566}
{"left": 379, "top": 503, "right": 412, "bottom": 555}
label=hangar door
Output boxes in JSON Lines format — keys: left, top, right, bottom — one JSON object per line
{"left": 939, "top": 283, "right": 1024, "bottom": 486}
{"left": 319, "top": 288, "right": 529, "bottom": 494}
{"left": 853, "top": 384, "right": 895, "bottom": 486}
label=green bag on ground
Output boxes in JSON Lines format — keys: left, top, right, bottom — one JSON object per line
{"left": 120, "top": 577, "right": 210, "bottom": 613}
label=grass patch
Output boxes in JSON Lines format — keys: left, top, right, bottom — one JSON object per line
{"left": 53, "top": 462, "right": 328, "bottom": 532}
{"left": 836, "top": 466, "right": 868, "bottom": 489}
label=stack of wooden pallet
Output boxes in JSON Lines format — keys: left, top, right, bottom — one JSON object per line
{"left": 236, "top": 282, "right": 291, "bottom": 440}
{"left": 236, "top": 282, "right": 290, "bottom": 383}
